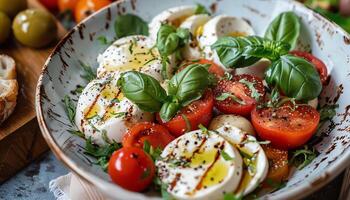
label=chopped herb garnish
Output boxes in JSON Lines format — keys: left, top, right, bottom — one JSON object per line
{"left": 194, "top": 3, "right": 210, "bottom": 15}
{"left": 216, "top": 92, "right": 246, "bottom": 105}
{"left": 290, "top": 145, "right": 318, "bottom": 170}
{"left": 111, "top": 98, "right": 120, "bottom": 104}
{"left": 63, "top": 95, "right": 76, "bottom": 125}
{"left": 143, "top": 140, "right": 151, "bottom": 154}
{"left": 85, "top": 137, "right": 122, "bottom": 171}
{"left": 223, "top": 72, "right": 233, "bottom": 80}
{"left": 143, "top": 57, "right": 158, "bottom": 66}
{"left": 265, "top": 178, "right": 287, "bottom": 190}
{"left": 239, "top": 79, "right": 261, "bottom": 101}
{"left": 68, "top": 129, "right": 84, "bottom": 137}
{"left": 169, "top": 159, "right": 190, "bottom": 168}
{"left": 129, "top": 41, "right": 134, "bottom": 54}
{"left": 319, "top": 104, "right": 338, "bottom": 121}
{"left": 198, "top": 124, "right": 208, "bottom": 134}
{"left": 73, "top": 85, "right": 84, "bottom": 94}
{"left": 221, "top": 150, "right": 234, "bottom": 161}
{"left": 101, "top": 130, "right": 112, "bottom": 144}
{"left": 182, "top": 114, "right": 192, "bottom": 132}
{"left": 79, "top": 60, "right": 96, "bottom": 82}
{"left": 141, "top": 167, "right": 151, "bottom": 179}
{"left": 97, "top": 36, "right": 110, "bottom": 45}
{"left": 223, "top": 193, "right": 242, "bottom": 200}
{"left": 143, "top": 140, "right": 162, "bottom": 161}
{"left": 111, "top": 111, "right": 126, "bottom": 118}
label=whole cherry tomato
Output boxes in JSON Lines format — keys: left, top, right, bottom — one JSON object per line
{"left": 75, "top": 0, "right": 111, "bottom": 22}
{"left": 108, "top": 147, "right": 155, "bottom": 192}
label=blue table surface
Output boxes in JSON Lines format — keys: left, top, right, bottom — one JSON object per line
{"left": 0, "top": 152, "right": 344, "bottom": 200}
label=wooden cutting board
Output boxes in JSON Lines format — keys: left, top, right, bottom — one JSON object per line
{"left": 0, "top": 0, "right": 67, "bottom": 182}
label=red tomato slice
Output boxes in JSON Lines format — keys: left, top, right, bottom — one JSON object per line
{"left": 40, "top": 0, "right": 58, "bottom": 10}
{"left": 262, "top": 144, "right": 289, "bottom": 182}
{"left": 179, "top": 59, "right": 225, "bottom": 78}
{"left": 108, "top": 147, "right": 155, "bottom": 192}
{"left": 289, "top": 51, "right": 328, "bottom": 84}
{"left": 214, "top": 74, "right": 265, "bottom": 117}
{"left": 157, "top": 90, "right": 214, "bottom": 137}
{"left": 122, "top": 122, "right": 175, "bottom": 149}
{"left": 251, "top": 105, "right": 320, "bottom": 150}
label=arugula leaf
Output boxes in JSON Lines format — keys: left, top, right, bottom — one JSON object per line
{"left": 195, "top": 3, "right": 210, "bottom": 15}
{"left": 319, "top": 104, "right": 339, "bottom": 121}
{"left": 265, "top": 12, "right": 300, "bottom": 50}
{"left": 79, "top": 60, "right": 96, "bottom": 82}
{"left": 117, "top": 71, "right": 167, "bottom": 112}
{"left": 221, "top": 151, "right": 234, "bottom": 161}
{"left": 97, "top": 36, "right": 111, "bottom": 45}
{"left": 68, "top": 129, "right": 84, "bottom": 137}
{"left": 143, "top": 140, "right": 162, "bottom": 161}
{"left": 85, "top": 137, "right": 122, "bottom": 171}
{"left": 239, "top": 79, "right": 261, "bottom": 101}
{"left": 73, "top": 85, "right": 84, "bottom": 94}
{"left": 63, "top": 95, "right": 76, "bottom": 125}
{"left": 290, "top": 145, "right": 318, "bottom": 170}
{"left": 216, "top": 92, "right": 246, "bottom": 105}
{"left": 265, "top": 55, "right": 322, "bottom": 101}
{"left": 114, "top": 14, "right": 149, "bottom": 38}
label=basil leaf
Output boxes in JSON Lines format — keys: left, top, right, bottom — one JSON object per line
{"left": 265, "top": 55, "right": 322, "bottom": 101}
{"left": 168, "top": 64, "right": 210, "bottom": 106}
{"left": 265, "top": 12, "right": 300, "bottom": 50}
{"left": 157, "top": 24, "right": 190, "bottom": 56}
{"left": 211, "top": 37, "right": 260, "bottom": 68}
{"left": 195, "top": 3, "right": 210, "bottom": 15}
{"left": 290, "top": 145, "right": 318, "bottom": 170}
{"left": 117, "top": 71, "right": 167, "bottom": 112}
{"left": 114, "top": 14, "right": 149, "bottom": 38}
{"left": 242, "top": 36, "right": 290, "bottom": 61}
{"left": 159, "top": 101, "right": 181, "bottom": 122}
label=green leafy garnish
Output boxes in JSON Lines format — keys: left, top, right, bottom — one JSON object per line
{"left": 68, "top": 129, "right": 84, "bottom": 137}
{"left": 182, "top": 114, "right": 192, "bottom": 132}
{"left": 73, "top": 85, "right": 84, "bottom": 94}
{"left": 79, "top": 61, "right": 96, "bottom": 82}
{"left": 195, "top": 3, "right": 210, "bottom": 15}
{"left": 223, "top": 193, "right": 242, "bottom": 200}
{"left": 63, "top": 95, "right": 76, "bottom": 124}
{"left": 114, "top": 14, "right": 149, "bottom": 38}
{"left": 221, "top": 151, "right": 234, "bottom": 161}
{"left": 97, "top": 36, "right": 111, "bottom": 45}
{"left": 111, "top": 112, "right": 126, "bottom": 118}
{"left": 265, "top": 178, "right": 287, "bottom": 190}
{"left": 265, "top": 12, "right": 300, "bottom": 50}
{"left": 85, "top": 137, "right": 122, "bottom": 171}
{"left": 141, "top": 167, "right": 151, "bottom": 180}
{"left": 143, "top": 140, "right": 162, "bottom": 161}
{"left": 290, "top": 145, "right": 318, "bottom": 170}
{"left": 239, "top": 79, "right": 261, "bottom": 101}
{"left": 319, "top": 104, "right": 338, "bottom": 121}
{"left": 216, "top": 93, "right": 246, "bottom": 105}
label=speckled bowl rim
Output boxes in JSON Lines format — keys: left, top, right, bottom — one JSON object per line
{"left": 36, "top": 0, "right": 350, "bottom": 199}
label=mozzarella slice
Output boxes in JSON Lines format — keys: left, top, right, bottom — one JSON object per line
{"left": 215, "top": 125, "right": 269, "bottom": 196}
{"left": 199, "top": 15, "right": 255, "bottom": 68}
{"left": 75, "top": 73, "right": 153, "bottom": 146}
{"left": 97, "top": 35, "right": 163, "bottom": 81}
{"left": 156, "top": 129, "right": 243, "bottom": 200}
{"left": 179, "top": 14, "right": 211, "bottom": 60}
{"left": 234, "top": 58, "right": 271, "bottom": 79}
{"left": 149, "top": 6, "right": 196, "bottom": 41}
{"left": 209, "top": 115, "right": 255, "bottom": 136}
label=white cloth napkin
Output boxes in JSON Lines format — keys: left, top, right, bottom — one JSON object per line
{"left": 49, "top": 173, "right": 107, "bottom": 200}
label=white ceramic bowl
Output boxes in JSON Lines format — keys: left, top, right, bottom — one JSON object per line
{"left": 36, "top": 0, "right": 350, "bottom": 199}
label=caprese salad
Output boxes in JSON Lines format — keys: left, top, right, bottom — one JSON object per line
{"left": 64, "top": 4, "right": 337, "bottom": 199}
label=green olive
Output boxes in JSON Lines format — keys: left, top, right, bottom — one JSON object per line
{"left": 0, "top": 11, "right": 11, "bottom": 44}
{"left": 0, "top": 0, "right": 27, "bottom": 18}
{"left": 12, "top": 9, "right": 57, "bottom": 48}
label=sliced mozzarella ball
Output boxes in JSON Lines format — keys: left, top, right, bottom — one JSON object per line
{"left": 75, "top": 73, "right": 153, "bottom": 146}
{"left": 97, "top": 35, "right": 163, "bottom": 81}
{"left": 199, "top": 15, "right": 255, "bottom": 69}
{"left": 209, "top": 115, "right": 255, "bottom": 136}
{"left": 235, "top": 59, "right": 271, "bottom": 79}
{"left": 308, "top": 98, "right": 318, "bottom": 109}
{"left": 179, "top": 14, "right": 211, "bottom": 60}
{"left": 149, "top": 6, "right": 196, "bottom": 41}
{"left": 157, "top": 129, "right": 243, "bottom": 200}
{"left": 215, "top": 125, "right": 268, "bottom": 196}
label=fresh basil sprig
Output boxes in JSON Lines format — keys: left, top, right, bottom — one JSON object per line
{"left": 265, "top": 55, "right": 322, "bottom": 101}
{"left": 195, "top": 3, "right": 210, "bottom": 15}
{"left": 265, "top": 12, "right": 300, "bottom": 50}
{"left": 114, "top": 14, "right": 149, "bottom": 38}
{"left": 118, "top": 64, "right": 210, "bottom": 122}
{"left": 117, "top": 71, "right": 167, "bottom": 112}
{"left": 211, "top": 36, "right": 290, "bottom": 69}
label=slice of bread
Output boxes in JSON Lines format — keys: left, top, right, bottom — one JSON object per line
{"left": 0, "top": 55, "right": 18, "bottom": 124}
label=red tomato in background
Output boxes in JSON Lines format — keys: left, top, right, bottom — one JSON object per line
{"left": 75, "top": 0, "right": 112, "bottom": 22}
{"left": 108, "top": 147, "right": 155, "bottom": 192}
{"left": 58, "top": 0, "right": 78, "bottom": 12}
{"left": 40, "top": 0, "right": 58, "bottom": 11}
{"left": 122, "top": 122, "right": 175, "bottom": 149}
{"left": 157, "top": 90, "right": 214, "bottom": 137}
{"left": 214, "top": 74, "right": 265, "bottom": 117}
{"left": 180, "top": 59, "right": 225, "bottom": 78}
{"left": 289, "top": 51, "right": 328, "bottom": 85}
{"left": 262, "top": 144, "right": 289, "bottom": 183}
{"left": 251, "top": 104, "right": 320, "bottom": 150}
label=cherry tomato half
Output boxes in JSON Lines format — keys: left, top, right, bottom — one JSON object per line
{"left": 75, "top": 0, "right": 111, "bottom": 22}
{"left": 108, "top": 147, "right": 155, "bottom": 192}
{"left": 289, "top": 51, "right": 328, "bottom": 85}
{"left": 180, "top": 59, "right": 225, "bottom": 78}
{"left": 58, "top": 0, "right": 78, "bottom": 12}
{"left": 262, "top": 144, "right": 289, "bottom": 182}
{"left": 251, "top": 104, "right": 320, "bottom": 150}
{"left": 122, "top": 122, "right": 175, "bottom": 149}
{"left": 157, "top": 90, "right": 214, "bottom": 137}
{"left": 40, "top": 0, "right": 58, "bottom": 11}
{"left": 214, "top": 74, "right": 265, "bottom": 117}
